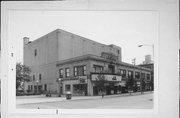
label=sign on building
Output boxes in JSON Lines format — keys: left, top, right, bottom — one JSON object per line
{"left": 101, "top": 52, "right": 118, "bottom": 61}
{"left": 91, "top": 74, "right": 122, "bottom": 82}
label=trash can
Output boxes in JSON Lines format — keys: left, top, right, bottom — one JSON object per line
{"left": 66, "top": 91, "right": 72, "bottom": 100}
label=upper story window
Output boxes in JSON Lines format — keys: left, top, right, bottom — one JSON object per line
{"left": 128, "top": 70, "right": 133, "bottom": 78}
{"left": 93, "top": 65, "right": 103, "bottom": 73}
{"left": 141, "top": 73, "right": 145, "bottom": 79}
{"left": 59, "top": 68, "right": 63, "bottom": 78}
{"left": 34, "top": 49, "right": 37, "bottom": 57}
{"left": 33, "top": 75, "right": 35, "bottom": 81}
{"left": 117, "top": 50, "right": 120, "bottom": 54}
{"left": 83, "top": 65, "right": 86, "bottom": 75}
{"left": 146, "top": 74, "right": 150, "bottom": 80}
{"left": 135, "top": 72, "right": 140, "bottom": 79}
{"left": 39, "top": 74, "right": 41, "bottom": 82}
{"left": 119, "top": 69, "right": 126, "bottom": 77}
{"left": 65, "top": 68, "right": 70, "bottom": 77}
{"left": 74, "top": 65, "right": 86, "bottom": 76}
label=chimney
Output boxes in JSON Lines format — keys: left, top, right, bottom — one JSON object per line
{"left": 23, "top": 37, "right": 29, "bottom": 45}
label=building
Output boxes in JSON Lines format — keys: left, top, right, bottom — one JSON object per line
{"left": 23, "top": 29, "right": 151, "bottom": 96}
{"left": 143, "top": 55, "right": 153, "bottom": 64}
{"left": 139, "top": 63, "right": 154, "bottom": 91}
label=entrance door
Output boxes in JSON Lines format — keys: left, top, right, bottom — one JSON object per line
{"left": 114, "top": 86, "right": 118, "bottom": 94}
{"left": 34, "top": 86, "right": 37, "bottom": 93}
{"left": 38, "top": 85, "right": 42, "bottom": 94}
{"left": 106, "top": 86, "right": 111, "bottom": 95}
{"left": 93, "top": 86, "right": 98, "bottom": 95}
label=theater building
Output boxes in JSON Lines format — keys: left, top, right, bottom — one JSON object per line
{"left": 23, "top": 29, "right": 151, "bottom": 96}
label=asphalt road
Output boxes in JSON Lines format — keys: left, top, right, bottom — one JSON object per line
{"left": 17, "top": 93, "right": 153, "bottom": 109}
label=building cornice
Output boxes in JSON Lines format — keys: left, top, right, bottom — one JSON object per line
{"left": 56, "top": 54, "right": 151, "bottom": 72}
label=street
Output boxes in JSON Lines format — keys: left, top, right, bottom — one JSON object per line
{"left": 16, "top": 92, "right": 153, "bottom": 109}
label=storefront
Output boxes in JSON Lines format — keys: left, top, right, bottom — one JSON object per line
{"left": 91, "top": 73, "right": 122, "bottom": 95}
{"left": 62, "top": 76, "right": 88, "bottom": 96}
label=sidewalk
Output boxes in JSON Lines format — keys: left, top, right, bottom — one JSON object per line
{"left": 16, "top": 91, "right": 153, "bottom": 105}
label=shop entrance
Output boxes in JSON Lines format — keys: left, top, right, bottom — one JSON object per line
{"left": 93, "top": 86, "right": 98, "bottom": 95}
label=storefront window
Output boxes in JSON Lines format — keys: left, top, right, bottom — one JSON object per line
{"left": 65, "top": 68, "right": 70, "bottom": 77}
{"left": 73, "top": 84, "right": 87, "bottom": 95}
{"left": 65, "top": 84, "right": 71, "bottom": 91}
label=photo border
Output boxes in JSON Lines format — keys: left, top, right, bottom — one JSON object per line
{"left": 1, "top": 1, "right": 178, "bottom": 118}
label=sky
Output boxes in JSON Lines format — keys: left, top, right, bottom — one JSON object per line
{"left": 9, "top": 10, "right": 158, "bottom": 65}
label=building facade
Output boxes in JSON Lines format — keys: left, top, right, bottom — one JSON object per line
{"left": 23, "top": 29, "right": 151, "bottom": 96}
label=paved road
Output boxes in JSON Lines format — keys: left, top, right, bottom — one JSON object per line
{"left": 17, "top": 92, "right": 153, "bottom": 109}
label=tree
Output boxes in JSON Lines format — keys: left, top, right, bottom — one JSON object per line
{"left": 16, "top": 63, "right": 31, "bottom": 91}
{"left": 94, "top": 72, "right": 108, "bottom": 96}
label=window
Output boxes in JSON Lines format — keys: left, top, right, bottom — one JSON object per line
{"left": 39, "top": 74, "right": 41, "bottom": 81}
{"left": 28, "top": 85, "right": 30, "bottom": 90}
{"left": 83, "top": 65, "right": 86, "bottom": 75}
{"left": 34, "top": 49, "right": 37, "bottom": 57}
{"left": 31, "top": 85, "right": 33, "bottom": 90}
{"left": 146, "top": 74, "right": 150, "bottom": 80}
{"left": 141, "top": 73, "right": 145, "bottom": 79}
{"left": 117, "top": 50, "right": 120, "bottom": 54}
{"left": 128, "top": 70, "right": 133, "bottom": 78}
{"left": 65, "top": 84, "right": 71, "bottom": 91}
{"left": 59, "top": 69, "right": 63, "bottom": 78}
{"left": 65, "top": 68, "right": 70, "bottom": 77}
{"left": 93, "top": 65, "right": 103, "bottom": 73}
{"left": 74, "top": 65, "right": 86, "bottom": 76}
{"left": 33, "top": 75, "right": 35, "bottom": 81}
{"left": 119, "top": 69, "right": 126, "bottom": 77}
{"left": 135, "top": 72, "right": 140, "bottom": 79}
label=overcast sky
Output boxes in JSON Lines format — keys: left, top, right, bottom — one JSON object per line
{"left": 9, "top": 10, "right": 158, "bottom": 65}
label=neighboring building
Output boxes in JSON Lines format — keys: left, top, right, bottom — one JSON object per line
{"left": 139, "top": 63, "right": 154, "bottom": 91}
{"left": 143, "top": 55, "right": 153, "bottom": 64}
{"left": 23, "top": 29, "right": 151, "bottom": 96}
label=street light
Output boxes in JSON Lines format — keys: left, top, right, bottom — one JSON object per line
{"left": 138, "top": 44, "right": 154, "bottom": 92}
{"left": 58, "top": 78, "right": 62, "bottom": 97}
{"left": 36, "top": 80, "right": 39, "bottom": 94}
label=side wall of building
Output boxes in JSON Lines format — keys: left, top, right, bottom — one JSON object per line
{"left": 23, "top": 31, "right": 59, "bottom": 94}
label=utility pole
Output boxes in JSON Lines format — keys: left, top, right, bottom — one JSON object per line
{"left": 132, "top": 58, "right": 136, "bottom": 65}
{"left": 132, "top": 58, "right": 136, "bottom": 93}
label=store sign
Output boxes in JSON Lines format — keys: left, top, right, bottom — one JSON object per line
{"left": 101, "top": 52, "right": 118, "bottom": 61}
{"left": 76, "top": 76, "right": 87, "bottom": 83}
{"left": 91, "top": 74, "right": 122, "bottom": 82}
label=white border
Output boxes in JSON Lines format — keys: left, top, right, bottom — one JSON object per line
{"left": 1, "top": 1, "right": 179, "bottom": 118}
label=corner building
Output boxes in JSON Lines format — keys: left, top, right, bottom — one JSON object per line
{"left": 23, "top": 29, "right": 151, "bottom": 96}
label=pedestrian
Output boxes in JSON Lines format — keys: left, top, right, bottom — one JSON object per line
{"left": 102, "top": 91, "right": 104, "bottom": 98}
